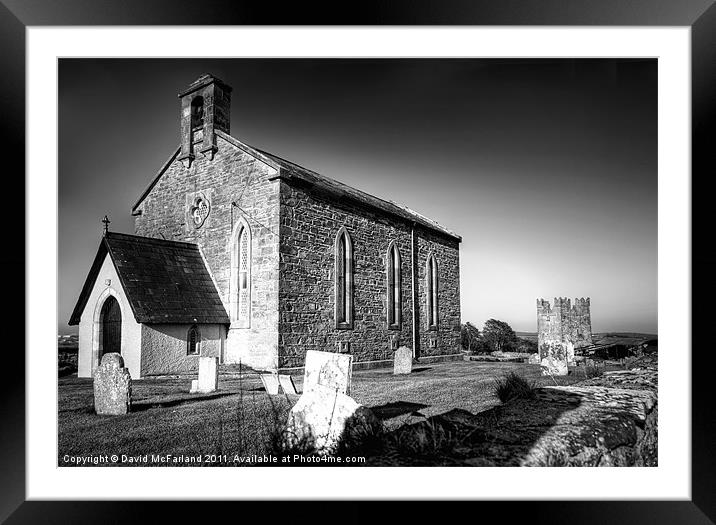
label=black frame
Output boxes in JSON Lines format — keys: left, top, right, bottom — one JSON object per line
{"left": 5, "top": 0, "right": 714, "bottom": 522}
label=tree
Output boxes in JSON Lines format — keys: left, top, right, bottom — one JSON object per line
{"left": 482, "top": 318, "right": 518, "bottom": 353}
{"left": 460, "top": 322, "right": 483, "bottom": 353}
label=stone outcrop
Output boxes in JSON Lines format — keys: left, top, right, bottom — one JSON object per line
{"left": 369, "top": 367, "right": 657, "bottom": 467}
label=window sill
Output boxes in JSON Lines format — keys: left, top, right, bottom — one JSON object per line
{"left": 335, "top": 322, "right": 354, "bottom": 330}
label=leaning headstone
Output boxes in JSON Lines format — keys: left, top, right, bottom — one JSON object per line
{"left": 192, "top": 356, "right": 218, "bottom": 393}
{"left": 393, "top": 346, "right": 413, "bottom": 375}
{"left": 259, "top": 373, "right": 280, "bottom": 395}
{"left": 303, "top": 350, "right": 353, "bottom": 395}
{"left": 94, "top": 353, "right": 132, "bottom": 415}
{"left": 285, "top": 384, "right": 379, "bottom": 454}
{"left": 540, "top": 342, "right": 569, "bottom": 376}
{"left": 278, "top": 374, "right": 298, "bottom": 395}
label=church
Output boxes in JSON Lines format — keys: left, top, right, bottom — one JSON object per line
{"left": 69, "top": 74, "right": 462, "bottom": 379}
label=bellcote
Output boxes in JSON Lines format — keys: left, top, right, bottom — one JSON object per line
{"left": 177, "top": 74, "right": 232, "bottom": 169}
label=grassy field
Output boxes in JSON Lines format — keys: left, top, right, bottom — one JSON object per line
{"left": 58, "top": 360, "right": 618, "bottom": 466}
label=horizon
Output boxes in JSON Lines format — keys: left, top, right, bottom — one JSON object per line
{"left": 58, "top": 58, "right": 657, "bottom": 336}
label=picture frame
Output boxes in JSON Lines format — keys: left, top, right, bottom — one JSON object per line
{"left": 4, "top": 0, "right": 714, "bottom": 522}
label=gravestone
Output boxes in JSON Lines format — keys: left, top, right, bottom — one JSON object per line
{"left": 540, "top": 342, "right": 569, "bottom": 376}
{"left": 190, "top": 356, "right": 218, "bottom": 393}
{"left": 303, "top": 350, "right": 353, "bottom": 395}
{"left": 93, "top": 353, "right": 132, "bottom": 415}
{"left": 278, "top": 374, "right": 298, "bottom": 395}
{"left": 393, "top": 346, "right": 413, "bottom": 375}
{"left": 566, "top": 341, "right": 576, "bottom": 365}
{"left": 259, "top": 373, "right": 280, "bottom": 395}
{"left": 285, "top": 384, "right": 379, "bottom": 454}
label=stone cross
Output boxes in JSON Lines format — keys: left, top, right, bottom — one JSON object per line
{"left": 102, "top": 215, "right": 111, "bottom": 235}
{"left": 93, "top": 352, "right": 132, "bottom": 415}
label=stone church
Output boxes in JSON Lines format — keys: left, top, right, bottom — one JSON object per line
{"left": 70, "top": 74, "right": 462, "bottom": 379}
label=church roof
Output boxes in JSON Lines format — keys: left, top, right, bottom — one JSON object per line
{"left": 68, "top": 232, "right": 229, "bottom": 325}
{"left": 131, "top": 131, "right": 461, "bottom": 242}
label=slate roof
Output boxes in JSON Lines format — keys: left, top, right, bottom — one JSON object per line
{"left": 69, "top": 232, "right": 229, "bottom": 326}
{"left": 131, "top": 130, "right": 461, "bottom": 242}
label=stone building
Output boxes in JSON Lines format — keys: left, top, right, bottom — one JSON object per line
{"left": 70, "top": 74, "right": 462, "bottom": 378}
{"left": 536, "top": 297, "right": 593, "bottom": 362}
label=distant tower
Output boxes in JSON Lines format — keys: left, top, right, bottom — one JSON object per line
{"left": 177, "top": 74, "right": 232, "bottom": 168}
{"left": 536, "top": 297, "right": 592, "bottom": 359}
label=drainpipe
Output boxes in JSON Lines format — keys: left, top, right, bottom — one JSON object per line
{"left": 411, "top": 222, "right": 419, "bottom": 360}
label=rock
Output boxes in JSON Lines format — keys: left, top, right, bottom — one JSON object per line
{"left": 540, "top": 342, "right": 569, "bottom": 376}
{"left": 285, "top": 384, "right": 379, "bottom": 454}
{"left": 303, "top": 350, "right": 353, "bottom": 395}
{"left": 393, "top": 346, "right": 413, "bottom": 375}
{"left": 93, "top": 353, "right": 132, "bottom": 415}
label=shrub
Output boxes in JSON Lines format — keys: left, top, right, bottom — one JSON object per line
{"left": 583, "top": 365, "right": 604, "bottom": 379}
{"left": 493, "top": 372, "right": 537, "bottom": 403}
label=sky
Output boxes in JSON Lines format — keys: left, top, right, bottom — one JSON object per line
{"left": 58, "top": 58, "right": 657, "bottom": 335}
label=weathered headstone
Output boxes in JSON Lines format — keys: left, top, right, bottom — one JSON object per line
{"left": 565, "top": 341, "right": 576, "bottom": 365}
{"left": 259, "top": 373, "right": 280, "bottom": 395}
{"left": 285, "top": 384, "right": 379, "bottom": 454}
{"left": 190, "top": 356, "right": 218, "bottom": 393}
{"left": 93, "top": 353, "right": 132, "bottom": 415}
{"left": 303, "top": 350, "right": 353, "bottom": 395}
{"left": 540, "top": 342, "right": 569, "bottom": 376}
{"left": 393, "top": 346, "right": 413, "bottom": 375}
{"left": 278, "top": 374, "right": 298, "bottom": 395}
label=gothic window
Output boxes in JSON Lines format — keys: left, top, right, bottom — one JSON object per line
{"left": 426, "top": 253, "right": 439, "bottom": 330}
{"left": 335, "top": 227, "right": 354, "bottom": 329}
{"left": 187, "top": 324, "right": 201, "bottom": 355}
{"left": 191, "top": 96, "right": 204, "bottom": 129}
{"left": 230, "top": 218, "right": 251, "bottom": 328}
{"left": 386, "top": 242, "right": 402, "bottom": 329}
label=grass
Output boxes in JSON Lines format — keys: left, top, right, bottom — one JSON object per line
{"left": 493, "top": 372, "right": 537, "bottom": 403}
{"left": 58, "top": 360, "right": 616, "bottom": 466}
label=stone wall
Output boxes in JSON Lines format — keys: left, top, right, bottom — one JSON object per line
{"left": 140, "top": 324, "right": 224, "bottom": 376}
{"left": 133, "top": 133, "right": 281, "bottom": 370}
{"left": 278, "top": 181, "right": 461, "bottom": 368}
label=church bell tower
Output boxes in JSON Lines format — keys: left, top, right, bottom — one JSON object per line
{"left": 177, "top": 74, "right": 232, "bottom": 168}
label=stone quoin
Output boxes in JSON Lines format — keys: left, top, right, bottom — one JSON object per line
{"left": 69, "top": 74, "right": 462, "bottom": 377}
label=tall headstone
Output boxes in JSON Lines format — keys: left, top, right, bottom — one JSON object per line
{"left": 303, "top": 350, "right": 353, "bottom": 395}
{"left": 191, "top": 356, "right": 218, "bottom": 393}
{"left": 393, "top": 346, "right": 413, "bottom": 375}
{"left": 285, "top": 384, "right": 379, "bottom": 454}
{"left": 93, "top": 353, "right": 132, "bottom": 415}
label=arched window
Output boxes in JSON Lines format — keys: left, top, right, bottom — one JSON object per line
{"left": 187, "top": 324, "right": 201, "bottom": 355}
{"left": 386, "top": 242, "right": 402, "bottom": 329}
{"left": 230, "top": 218, "right": 251, "bottom": 327}
{"left": 426, "top": 253, "right": 439, "bottom": 330}
{"left": 335, "top": 227, "right": 353, "bottom": 329}
{"left": 191, "top": 96, "right": 204, "bottom": 129}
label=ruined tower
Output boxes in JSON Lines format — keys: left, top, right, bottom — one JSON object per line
{"left": 536, "top": 297, "right": 593, "bottom": 361}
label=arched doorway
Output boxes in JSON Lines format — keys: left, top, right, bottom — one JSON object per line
{"left": 99, "top": 295, "right": 122, "bottom": 356}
